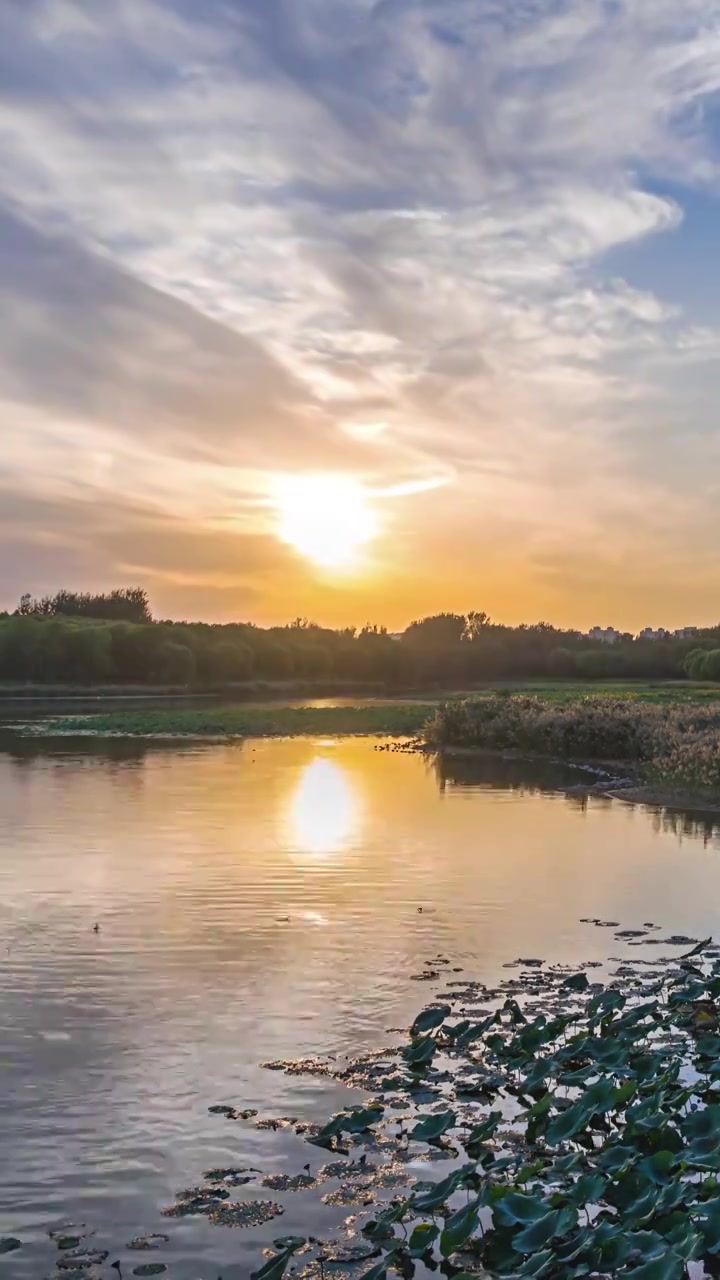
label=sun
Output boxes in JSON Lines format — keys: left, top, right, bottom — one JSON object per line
{"left": 275, "top": 475, "right": 378, "bottom": 570}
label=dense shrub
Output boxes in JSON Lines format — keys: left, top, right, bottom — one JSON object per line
{"left": 427, "top": 695, "right": 720, "bottom": 794}
{"left": 649, "top": 731, "right": 720, "bottom": 793}
{"left": 427, "top": 696, "right": 670, "bottom": 759}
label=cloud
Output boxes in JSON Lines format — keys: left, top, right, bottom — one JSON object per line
{"left": 1, "top": 0, "right": 720, "bottom": 622}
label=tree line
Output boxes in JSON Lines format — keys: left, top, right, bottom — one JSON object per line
{"left": 2, "top": 592, "right": 720, "bottom": 687}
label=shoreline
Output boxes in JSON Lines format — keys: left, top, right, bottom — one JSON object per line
{"left": 0, "top": 675, "right": 716, "bottom": 705}
{"left": 604, "top": 783, "right": 720, "bottom": 815}
{"left": 431, "top": 743, "right": 720, "bottom": 818}
{"left": 9, "top": 714, "right": 720, "bottom": 817}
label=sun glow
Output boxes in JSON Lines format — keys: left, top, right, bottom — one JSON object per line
{"left": 275, "top": 475, "right": 377, "bottom": 570}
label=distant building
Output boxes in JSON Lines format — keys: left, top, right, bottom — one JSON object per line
{"left": 673, "top": 627, "right": 699, "bottom": 639}
{"left": 638, "top": 627, "right": 671, "bottom": 641}
{"left": 587, "top": 626, "right": 622, "bottom": 645}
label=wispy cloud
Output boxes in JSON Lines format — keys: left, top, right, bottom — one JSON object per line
{"left": 2, "top": 0, "right": 720, "bottom": 624}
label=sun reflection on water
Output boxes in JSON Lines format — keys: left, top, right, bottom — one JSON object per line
{"left": 287, "top": 756, "right": 359, "bottom": 858}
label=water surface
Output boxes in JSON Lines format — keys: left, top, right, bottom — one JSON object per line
{"left": 1, "top": 735, "right": 720, "bottom": 1277}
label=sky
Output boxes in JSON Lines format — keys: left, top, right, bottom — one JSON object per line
{"left": 2, "top": 0, "right": 720, "bottom": 630}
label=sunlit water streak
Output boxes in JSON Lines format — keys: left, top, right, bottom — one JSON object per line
{"left": 1, "top": 734, "right": 720, "bottom": 1276}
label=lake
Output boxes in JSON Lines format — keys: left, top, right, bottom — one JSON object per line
{"left": 2, "top": 734, "right": 720, "bottom": 1278}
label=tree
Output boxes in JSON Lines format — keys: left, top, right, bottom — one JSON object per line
{"left": 684, "top": 649, "right": 709, "bottom": 680}
{"left": 548, "top": 647, "right": 579, "bottom": 677}
{"left": 204, "top": 640, "right": 254, "bottom": 682}
{"left": 403, "top": 613, "right": 467, "bottom": 647}
{"left": 255, "top": 640, "right": 295, "bottom": 679}
{"left": 465, "top": 611, "right": 492, "bottom": 640}
{"left": 700, "top": 650, "right": 720, "bottom": 682}
{"left": 15, "top": 587, "right": 151, "bottom": 624}
{"left": 109, "top": 623, "right": 159, "bottom": 682}
{"left": 295, "top": 642, "right": 332, "bottom": 678}
{"left": 153, "top": 640, "right": 196, "bottom": 685}
{"left": 575, "top": 648, "right": 626, "bottom": 678}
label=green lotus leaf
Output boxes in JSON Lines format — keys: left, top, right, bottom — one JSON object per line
{"left": 412, "top": 1164, "right": 476, "bottom": 1212}
{"left": 408, "top": 1222, "right": 439, "bottom": 1258}
{"left": 410, "top": 1005, "right": 451, "bottom": 1037}
{"left": 439, "top": 1196, "right": 481, "bottom": 1257}
{"left": 401, "top": 1035, "right": 436, "bottom": 1067}
{"left": 620, "top": 1248, "right": 685, "bottom": 1280}
{"left": 493, "top": 1191, "right": 549, "bottom": 1228}
{"left": 409, "top": 1109, "right": 456, "bottom": 1143}
{"left": 513, "top": 1205, "right": 578, "bottom": 1252}
{"left": 563, "top": 973, "right": 589, "bottom": 992}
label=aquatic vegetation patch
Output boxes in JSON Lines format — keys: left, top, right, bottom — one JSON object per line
{"left": 30, "top": 704, "right": 435, "bottom": 739}
{"left": 238, "top": 930, "right": 720, "bottom": 1280}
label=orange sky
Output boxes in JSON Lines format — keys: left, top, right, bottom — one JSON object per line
{"left": 3, "top": 1, "right": 720, "bottom": 632}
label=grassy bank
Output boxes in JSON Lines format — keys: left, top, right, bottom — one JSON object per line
{"left": 25, "top": 703, "right": 435, "bottom": 738}
{"left": 2, "top": 677, "right": 719, "bottom": 704}
{"left": 427, "top": 695, "right": 720, "bottom": 799}
{"left": 472, "top": 679, "right": 720, "bottom": 703}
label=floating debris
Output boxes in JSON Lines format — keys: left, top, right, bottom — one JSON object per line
{"left": 207, "top": 1104, "right": 258, "bottom": 1120}
{"left": 296, "top": 1239, "right": 380, "bottom": 1280}
{"left": 206, "top": 1199, "right": 284, "bottom": 1228}
{"left": 132, "top": 1267, "right": 167, "bottom": 1278}
{"left": 57, "top": 1250, "right": 109, "bottom": 1270}
{"left": 126, "top": 1234, "right": 170, "bottom": 1251}
{"left": 366, "top": 1164, "right": 416, "bottom": 1190}
{"left": 203, "top": 1167, "right": 259, "bottom": 1186}
{"left": 261, "top": 1172, "right": 316, "bottom": 1192}
{"left": 0, "top": 1239, "right": 21, "bottom": 1254}
{"left": 48, "top": 1226, "right": 91, "bottom": 1244}
{"left": 162, "top": 1185, "right": 230, "bottom": 1217}
{"left": 260, "top": 1057, "right": 335, "bottom": 1077}
{"left": 321, "top": 1183, "right": 376, "bottom": 1207}
{"left": 256, "top": 1115, "right": 301, "bottom": 1131}
{"left": 317, "top": 1157, "right": 378, "bottom": 1182}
